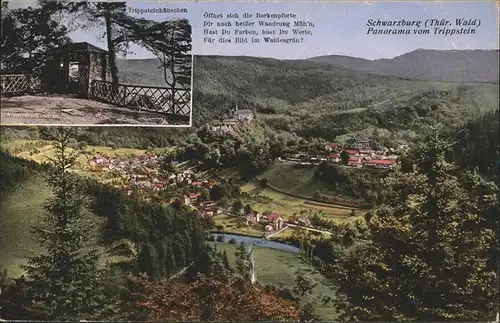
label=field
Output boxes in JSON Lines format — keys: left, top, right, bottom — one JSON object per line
{"left": 212, "top": 213, "right": 265, "bottom": 237}
{"left": 268, "top": 226, "right": 301, "bottom": 240}
{"left": 0, "top": 175, "right": 48, "bottom": 277}
{"left": 241, "top": 182, "right": 361, "bottom": 221}
{"left": 211, "top": 242, "right": 339, "bottom": 320}
{"left": 1, "top": 139, "right": 155, "bottom": 163}
{"left": 0, "top": 166, "right": 109, "bottom": 278}
{"left": 260, "top": 162, "right": 336, "bottom": 198}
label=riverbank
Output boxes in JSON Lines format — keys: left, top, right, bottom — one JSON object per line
{"left": 209, "top": 232, "right": 300, "bottom": 253}
{"left": 211, "top": 241, "right": 339, "bottom": 320}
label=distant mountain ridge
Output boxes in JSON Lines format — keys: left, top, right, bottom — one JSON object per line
{"left": 308, "top": 49, "right": 499, "bottom": 83}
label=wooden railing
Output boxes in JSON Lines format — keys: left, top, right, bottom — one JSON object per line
{"left": 0, "top": 74, "right": 41, "bottom": 96}
{"left": 90, "top": 80, "right": 191, "bottom": 120}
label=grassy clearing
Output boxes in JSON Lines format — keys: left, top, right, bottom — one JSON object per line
{"left": 1, "top": 139, "right": 170, "bottom": 165}
{"left": 212, "top": 214, "right": 264, "bottom": 237}
{"left": 242, "top": 182, "right": 359, "bottom": 221}
{"left": 0, "top": 175, "right": 48, "bottom": 278}
{"left": 211, "top": 242, "right": 339, "bottom": 320}
{"left": 260, "top": 162, "right": 333, "bottom": 198}
{"left": 0, "top": 173, "right": 109, "bottom": 278}
{"left": 269, "top": 226, "right": 299, "bottom": 240}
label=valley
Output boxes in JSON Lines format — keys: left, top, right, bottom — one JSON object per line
{"left": 1, "top": 48, "right": 498, "bottom": 321}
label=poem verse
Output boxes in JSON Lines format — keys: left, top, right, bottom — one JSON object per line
{"left": 202, "top": 12, "right": 315, "bottom": 44}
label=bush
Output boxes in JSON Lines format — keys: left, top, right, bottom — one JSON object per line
{"left": 264, "top": 284, "right": 277, "bottom": 293}
{"left": 216, "top": 225, "right": 224, "bottom": 231}
{"left": 228, "top": 238, "right": 237, "bottom": 244}
{"left": 278, "top": 288, "right": 297, "bottom": 301}
{"left": 216, "top": 235, "right": 226, "bottom": 243}
{"left": 259, "top": 178, "right": 268, "bottom": 188}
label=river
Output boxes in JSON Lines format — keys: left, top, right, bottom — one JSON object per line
{"left": 210, "top": 233, "right": 300, "bottom": 253}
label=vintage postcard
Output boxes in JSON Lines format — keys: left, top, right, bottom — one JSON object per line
{"left": 0, "top": 1, "right": 193, "bottom": 127}
{"left": 0, "top": 1, "right": 498, "bottom": 322}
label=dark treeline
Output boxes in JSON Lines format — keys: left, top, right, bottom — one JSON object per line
{"left": 0, "top": 151, "right": 42, "bottom": 198}
{"left": 294, "top": 131, "right": 499, "bottom": 320}
{"left": 174, "top": 124, "right": 296, "bottom": 180}
{"left": 83, "top": 180, "right": 207, "bottom": 278}
{"left": 314, "top": 162, "right": 387, "bottom": 205}
{"left": 448, "top": 109, "right": 499, "bottom": 177}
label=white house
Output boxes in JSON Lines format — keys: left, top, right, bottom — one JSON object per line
{"left": 231, "top": 104, "right": 254, "bottom": 122}
{"left": 246, "top": 211, "right": 261, "bottom": 225}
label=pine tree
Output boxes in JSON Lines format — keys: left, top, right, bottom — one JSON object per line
{"left": 333, "top": 126, "right": 498, "bottom": 320}
{"left": 222, "top": 250, "right": 231, "bottom": 271}
{"left": 138, "top": 19, "right": 192, "bottom": 113}
{"left": 234, "top": 243, "right": 247, "bottom": 278}
{"left": 20, "top": 129, "right": 110, "bottom": 320}
{"left": 138, "top": 243, "right": 159, "bottom": 278}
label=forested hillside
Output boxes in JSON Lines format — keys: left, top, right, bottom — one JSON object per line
{"left": 0, "top": 152, "right": 207, "bottom": 279}
{"left": 3, "top": 51, "right": 498, "bottom": 151}
{"left": 116, "top": 55, "right": 500, "bottom": 143}
{"left": 309, "top": 49, "right": 499, "bottom": 83}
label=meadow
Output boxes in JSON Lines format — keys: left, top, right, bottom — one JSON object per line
{"left": 211, "top": 242, "right": 339, "bottom": 320}
{"left": 211, "top": 213, "right": 265, "bottom": 238}
{"left": 0, "top": 174, "right": 107, "bottom": 278}
{"left": 0, "top": 175, "right": 47, "bottom": 277}
{"left": 1, "top": 139, "right": 159, "bottom": 163}
{"left": 241, "top": 182, "right": 361, "bottom": 221}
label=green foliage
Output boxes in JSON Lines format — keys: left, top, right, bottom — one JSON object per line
{"left": 315, "top": 162, "right": 386, "bottom": 204}
{"left": 1, "top": 3, "right": 70, "bottom": 72}
{"left": 221, "top": 250, "right": 231, "bottom": 271}
{"left": 339, "top": 151, "right": 349, "bottom": 165}
{"left": 300, "top": 301, "right": 321, "bottom": 322}
{"left": 18, "top": 129, "right": 112, "bottom": 320}
{"left": 293, "top": 270, "right": 317, "bottom": 297}
{"left": 178, "top": 123, "right": 293, "bottom": 180}
{"left": 232, "top": 199, "right": 243, "bottom": 214}
{"left": 329, "top": 129, "right": 498, "bottom": 321}
{"left": 449, "top": 109, "right": 499, "bottom": 176}
{"left": 234, "top": 243, "right": 248, "bottom": 279}
{"left": 187, "top": 244, "right": 232, "bottom": 282}
{"left": 0, "top": 152, "right": 39, "bottom": 198}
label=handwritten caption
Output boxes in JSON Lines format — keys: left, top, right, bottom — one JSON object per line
{"left": 202, "top": 12, "right": 315, "bottom": 44}
{"left": 366, "top": 18, "right": 481, "bottom": 36}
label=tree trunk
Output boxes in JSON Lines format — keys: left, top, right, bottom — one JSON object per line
{"left": 170, "top": 27, "right": 177, "bottom": 114}
{"left": 104, "top": 9, "right": 119, "bottom": 95}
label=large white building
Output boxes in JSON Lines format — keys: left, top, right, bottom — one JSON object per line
{"left": 232, "top": 104, "right": 254, "bottom": 121}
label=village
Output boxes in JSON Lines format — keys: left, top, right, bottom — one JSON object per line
{"left": 80, "top": 143, "right": 338, "bottom": 239}
{"left": 285, "top": 134, "right": 408, "bottom": 170}
{"left": 74, "top": 124, "right": 407, "bottom": 239}
{"left": 83, "top": 150, "right": 301, "bottom": 235}
{"left": 207, "top": 105, "right": 407, "bottom": 170}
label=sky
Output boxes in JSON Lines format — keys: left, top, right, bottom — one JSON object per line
{"left": 10, "top": 1, "right": 500, "bottom": 60}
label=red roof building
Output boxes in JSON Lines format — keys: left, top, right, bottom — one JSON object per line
{"left": 325, "top": 143, "right": 340, "bottom": 151}
{"left": 267, "top": 213, "right": 281, "bottom": 222}
{"left": 187, "top": 192, "right": 201, "bottom": 199}
{"left": 345, "top": 149, "right": 360, "bottom": 156}
{"left": 191, "top": 182, "right": 202, "bottom": 187}
{"left": 267, "top": 213, "right": 284, "bottom": 230}
{"left": 364, "top": 159, "right": 397, "bottom": 169}
{"left": 348, "top": 158, "right": 361, "bottom": 167}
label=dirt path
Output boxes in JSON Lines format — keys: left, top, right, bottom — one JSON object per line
{"left": 0, "top": 94, "right": 189, "bottom": 126}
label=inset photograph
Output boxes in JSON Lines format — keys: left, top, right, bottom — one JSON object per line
{"left": 0, "top": 1, "right": 192, "bottom": 126}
